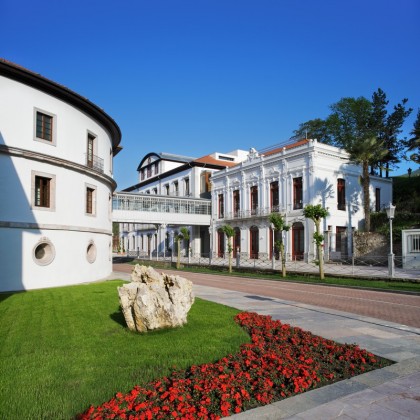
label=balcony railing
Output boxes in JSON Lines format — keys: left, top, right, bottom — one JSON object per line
{"left": 85, "top": 154, "right": 104, "bottom": 173}
{"left": 113, "top": 192, "right": 211, "bottom": 215}
{"left": 219, "top": 206, "right": 287, "bottom": 220}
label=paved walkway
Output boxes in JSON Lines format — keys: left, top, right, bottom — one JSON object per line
{"left": 110, "top": 270, "right": 420, "bottom": 419}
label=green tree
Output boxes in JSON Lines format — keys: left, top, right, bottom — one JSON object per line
{"left": 175, "top": 227, "right": 190, "bottom": 269}
{"left": 405, "top": 109, "right": 420, "bottom": 165}
{"left": 221, "top": 225, "right": 235, "bottom": 273}
{"left": 328, "top": 97, "right": 387, "bottom": 231}
{"left": 292, "top": 118, "right": 333, "bottom": 144}
{"left": 268, "top": 213, "right": 290, "bottom": 277}
{"left": 370, "top": 88, "right": 412, "bottom": 177}
{"left": 303, "top": 204, "right": 329, "bottom": 280}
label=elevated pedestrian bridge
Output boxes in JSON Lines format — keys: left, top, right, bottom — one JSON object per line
{"left": 112, "top": 192, "right": 212, "bottom": 226}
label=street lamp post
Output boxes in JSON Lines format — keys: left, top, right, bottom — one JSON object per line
{"left": 386, "top": 202, "right": 396, "bottom": 278}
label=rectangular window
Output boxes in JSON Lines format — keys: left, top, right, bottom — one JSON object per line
{"left": 87, "top": 134, "right": 95, "bottom": 168}
{"left": 34, "top": 109, "right": 56, "bottom": 145}
{"left": 147, "top": 165, "right": 152, "bottom": 178}
{"left": 185, "top": 178, "right": 190, "bottom": 196}
{"left": 375, "top": 188, "right": 381, "bottom": 212}
{"left": 86, "top": 188, "right": 94, "bottom": 214}
{"left": 409, "top": 234, "right": 420, "bottom": 253}
{"left": 218, "top": 194, "right": 224, "bottom": 218}
{"left": 32, "top": 171, "right": 55, "bottom": 211}
{"left": 174, "top": 181, "right": 179, "bottom": 196}
{"left": 293, "top": 177, "right": 303, "bottom": 209}
{"left": 85, "top": 184, "right": 96, "bottom": 216}
{"left": 141, "top": 169, "right": 145, "bottom": 181}
{"left": 233, "top": 190, "right": 240, "bottom": 217}
{"left": 153, "top": 188, "right": 157, "bottom": 194}
{"left": 337, "top": 179, "right": 346, "bottom": 211}
{"left": 201, "top": 172, "right": 211, "bottom": 193}
{"left": 270, "top": 181, "right": 279, "bottom": 211}
{"left": 165, "top": 184, "right": 169, "bottom": 195}
{"left": 35, "top": 176, "right": 51, "bottom": 207}
{"left": 154, "top": 162, "right": 159, "bottom": 175}
{"left": 36, "top": 112, "right": 53, "bottom": 141}
{"left": 250, "top": 186, "right": 258, "bottom": 215}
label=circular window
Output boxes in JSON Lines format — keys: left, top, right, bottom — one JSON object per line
{"left": 33, "top": 240, "right": 55, "bottom": 266}
{"left": 86, "top": 241, "right": 97, "bottom": 264}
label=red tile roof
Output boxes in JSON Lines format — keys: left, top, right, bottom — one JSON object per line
{"left": 194, "top": 155, "right": 238, "bottom": 167}
{"left": 262, "top": 139, "right": 310, "bottom": 157}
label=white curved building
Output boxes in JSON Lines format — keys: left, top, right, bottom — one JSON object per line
{"left": 0, "top": 59, "right": 122, "bottom": 291}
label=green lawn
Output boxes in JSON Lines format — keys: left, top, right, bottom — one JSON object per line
{"left": 0, "top": 281, "right": 249, "bottom": 419}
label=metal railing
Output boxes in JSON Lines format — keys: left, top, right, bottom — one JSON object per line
{"left": 122, "top": 252, "right": 420, "bottom": 281}
{"left": 113, "top": 192, "right": 211, "bottom": 215}
{"left": 85, "top": 153, "right": 104, "bottom": 173}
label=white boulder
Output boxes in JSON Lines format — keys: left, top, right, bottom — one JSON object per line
{"left": 118, "top": 265, "right": 195, "bottom": 332}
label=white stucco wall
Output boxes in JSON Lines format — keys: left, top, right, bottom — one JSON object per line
{"left": 0, "top": 68, "right": 119, "bottom": 292}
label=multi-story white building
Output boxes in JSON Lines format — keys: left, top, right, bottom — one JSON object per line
{"left": 0, "top": 59, "right": 122, "bottom": 291}
{"left": 119, "top": 150, "right": 248, "bottom": 256}
{"left": 210, "top": 139, "right": 392, "bottom": 262}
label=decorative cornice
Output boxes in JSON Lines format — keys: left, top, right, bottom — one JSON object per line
{"left": 0, "top": 145, "right": 117, "bottom": 191}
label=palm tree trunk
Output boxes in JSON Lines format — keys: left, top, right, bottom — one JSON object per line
{"left": 362, "top": 161, "right": 371, "bottom": 232}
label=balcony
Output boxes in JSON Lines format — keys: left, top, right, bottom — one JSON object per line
{"left": 85, "top": 153, "right": 104, "bottom": 173}
{"left": 220, "top": 206, "right": 286, "bottom": 221}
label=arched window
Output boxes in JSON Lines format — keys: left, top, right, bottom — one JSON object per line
{"left": 217, "top": 229, "right": 225, "bottom": 258}
{"left": 250, "top": 226, "right": 259, "bottom": 259}
{"left": 337, "top": 179, "right": 346, "bottom": 210}
{"left": 292, "top": 222, "right": 304, "bottom": 260}
{"left": 233, "top": 227, "right": 241, "bottom": 257}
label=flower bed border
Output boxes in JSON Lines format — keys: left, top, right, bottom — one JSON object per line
{"left": 78, "top": 312, "right": 392, "bottom": 419}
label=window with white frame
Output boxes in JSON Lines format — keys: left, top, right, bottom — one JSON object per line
{"left": 408, "top": 234, "right": 420, "bottom": 253}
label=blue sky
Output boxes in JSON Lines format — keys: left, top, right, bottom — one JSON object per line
{"left": 2, "top": 0, "right": 419, "bottom": 189}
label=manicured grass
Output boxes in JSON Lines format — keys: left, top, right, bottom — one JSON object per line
{"left": 0, "top": 281, "right": 249, "bottom": 419}
{"left": 135, "top": 262, "right": 420, "bottom": 293}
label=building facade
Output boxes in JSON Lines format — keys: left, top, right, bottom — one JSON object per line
{"left": 210, "top": 139, "right": 393, "bottom": 262}
{"left": 0, "top": 59, "right": 122, "bottom": 291}
{"left": 119, "top": 150, "right": 248, "bottom": 257}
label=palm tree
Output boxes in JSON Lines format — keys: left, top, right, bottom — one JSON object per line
{"left": 268, "top": 213, "right": 289, "bottom": 277}
{"left": 346, "top": 137, "right": 387, "bottom": 232}
{"left": 303, "top": 204, "right": 329, "bottom": 280}
{"left": 221, "top": 225, "right": 235, "bottom": 273}
{"left": 175, "top": 227, "right": 190, "bottom": 269}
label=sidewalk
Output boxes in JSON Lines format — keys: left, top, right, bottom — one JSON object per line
{"left": 111, "top": 271, "right": 420, "bottom": 419}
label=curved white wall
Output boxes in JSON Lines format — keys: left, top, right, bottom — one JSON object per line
{"left": 0, "top": 65, "right": 120, "bottom": 292}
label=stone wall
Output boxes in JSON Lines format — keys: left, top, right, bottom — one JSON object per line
{"left": 353, "top": 231, "right": 401, "bottom": 257}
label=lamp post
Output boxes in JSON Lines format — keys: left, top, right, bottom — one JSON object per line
{"left": 270, "top": 223, "right": 275, "bottom": 270}
{"left": 385, "top": 202, "right": 396, "bottom": 278}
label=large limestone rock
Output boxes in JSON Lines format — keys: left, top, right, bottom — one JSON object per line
{"left": 118, "top": 265, "right": 195, "bottom": 332}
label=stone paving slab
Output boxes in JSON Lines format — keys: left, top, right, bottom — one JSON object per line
{"left": 190, "top": 284, "right": 420, "bottom": 420}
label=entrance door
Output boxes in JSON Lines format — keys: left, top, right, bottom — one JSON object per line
{"left": 217, "top": 229, "right": 225, "bottom": 257}
{"left": 250, "top": 226, "right": 259, "bottom": 259}
{"left": 233, "top": 228, "right": 240, "bottom": 257}
{"left": 292, "top": 222, "right": 304, "bottom": 260}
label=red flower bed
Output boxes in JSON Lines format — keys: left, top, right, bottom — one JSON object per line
{"left": 78, "top": 312, "right": 391, "bottom": 419}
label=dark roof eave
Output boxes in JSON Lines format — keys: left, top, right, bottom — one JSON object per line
{"left": 0, "top": 59, "right": 122, "bottom": 152}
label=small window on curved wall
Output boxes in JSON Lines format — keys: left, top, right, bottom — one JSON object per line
{"left": 86, "top": 241, "right": 97, "bottom": 264}
{"left": 33, "top": 238, "right": 55, "bottom": 266}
